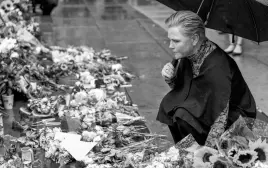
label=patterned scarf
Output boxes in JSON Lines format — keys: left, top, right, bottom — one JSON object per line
{"left": 187, "top": 39, "right": 216, "bottom": 78}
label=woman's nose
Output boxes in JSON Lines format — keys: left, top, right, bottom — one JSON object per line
{"left": 169, "top": 41, "right": 174, "bottom": 49}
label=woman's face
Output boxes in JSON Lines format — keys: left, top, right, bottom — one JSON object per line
{"left": 168, "top": 26, "right": 195, "bottom": 59}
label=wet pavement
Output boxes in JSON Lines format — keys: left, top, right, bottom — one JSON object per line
{"left": 36, "top": 0, "right": 268, "bottom": 142}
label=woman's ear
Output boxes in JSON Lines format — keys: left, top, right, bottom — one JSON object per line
{"left": 192, "top": 34, "right": 199, "bottom": 46}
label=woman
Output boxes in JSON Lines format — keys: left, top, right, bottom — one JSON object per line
{"left": 157, "top": 11, "right": 256, "bottom": 147}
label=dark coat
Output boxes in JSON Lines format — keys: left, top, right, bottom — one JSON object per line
{"left": 157, "top": 44, "right": 256, "bottom": 138}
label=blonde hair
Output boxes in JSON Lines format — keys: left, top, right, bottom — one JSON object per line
{"left": 165, "top": 11, "right": 205, "bottom": 38}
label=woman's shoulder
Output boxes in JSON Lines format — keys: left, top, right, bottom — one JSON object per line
{"left": 203, "top": 43, "right": 234, "bottom": 68}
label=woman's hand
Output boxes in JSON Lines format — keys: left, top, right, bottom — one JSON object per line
{"left": 161, "top": 62, "right": 175, "bottom": 80}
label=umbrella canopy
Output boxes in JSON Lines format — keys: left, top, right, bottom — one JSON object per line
{"left": 155, "top": 0, "right": 212, "bottom": 22}
{"left": 156, "top": 0, "right": 268, "bottom": 43}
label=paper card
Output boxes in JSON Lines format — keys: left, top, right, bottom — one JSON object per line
{"left": 61, "top": 140, "right": 97, "bottom": 161}
{"left": 54, "top": 132, "right": 81, "bottom": 141}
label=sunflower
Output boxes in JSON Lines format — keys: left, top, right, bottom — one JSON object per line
{"left": 0, "top": 0, "right": 13, "bottom": 13}
{"left": 219, "top": 139, "right": 231, "bottom": 150}
{"left": 60, "top": 63, "right": 68, "bottom": 71}
{"left": 193, "top": 146, "right": 218, "bottom": 168}
{"left": 233, "top": 150, "right": 258, "bottom": 167}
{"left": 212, "top": 160, "right": 228, "bottom": 168}
{"left": 210, "top": 155, "right": 232, "bottom": 168}
{"left": 249, "top": 138, "right": 268, "bottom": 163}
{"left": 227, "top": 146, "right": 239, "bottom": 159}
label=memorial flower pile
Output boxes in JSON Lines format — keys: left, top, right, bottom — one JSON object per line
{"left": 2, "top": 0, "right": 268, "bottom": 168}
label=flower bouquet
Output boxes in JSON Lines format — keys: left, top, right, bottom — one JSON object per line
{"left": 143, "top": 146, "right": 182, "bottom": 168}
{"left": 39, "top": 127, "right": 73, "bottom": 166}
{"left": 0, "top": 0, "right": 39, "bottom": 38}
{"left": 49, "top": 45, "right": 135, "bottom": 89}
{"left": 0, "top": 36, "right": 65, "bottom": 99}
{"left": 81, "top": 124, "right": 170, "bottom": 168}
{"left": 181, "top": 116, "right": 268, "bottom": 168}
{"left": 0, "top": 135, "right": 23, "bottom": 168}
{"left": 45, "top": 62, "right": 79, "bottom": 86}
{"left": 24, "top": 95, "right": 66, "bottom": 117}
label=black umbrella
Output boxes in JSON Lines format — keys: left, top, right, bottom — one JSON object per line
{"left": 155, "top": 0, "right": 268, "bottom": 43}
{"left": 155, "top": 0, "right": 212, "bottom": 22}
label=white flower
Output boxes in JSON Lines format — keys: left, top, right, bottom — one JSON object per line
{"left": 96, "top": 130, "right": 104, "bottom": 136}
{"left": 86, "top": 164, "right": 100, "bottom": 168}
{"left": 35, "top": 46, "right": 42, "bottom": 54}
{"left": 79, "top": 106, "right": 89, "bottom": 115}
{"left": 74, "top": 91, "right": 88, "bottom": 104}
{"left": 41, "top": 98, "right": 48, "bottom": 102}
{"left": 70, "top": 100, "right": 77, "bottom": 107}
{"left": 106, "top": 99, "right": 118, "bottom": 109}
{"left": 67, "top": 47, "right": 78, "bottom": 54}
{"left": 82, "top": 52, "right": 94, "bottom": 61}
{"left": 53, "top": 127, "right": 62, "bottom": 133}
{"left": 0, "top": 38, "right": 17, "bottom": 53}
{"left": 93, "top": 136, "right": 101, "bottom": 142}
{"left": 193, "top": 146, "right": 218, "bottom": 168}
{"left": 167, "top": 146, "right": 179, "bottom": 156}
{"left": 80, "top": 71, "right": 95, "bottom": 84}
{"left": 82, "top": 131, "right": 97, "bottom": 142}
{"left": 41, "top": 104, "right": 46, "bottom": 109}
{"left": 52, "top": 50, "right": 74, "bottom": 63}
{"left": 146, "top": 161, "right": 165, "bottom": 168}
{"left": 111, "top": 63, "right": 122, "bottom": 71}
{"left": 58, "top": 110, "right": 64, "bottom": 117}
{"left": 88, "top": 89, "right": 106, "bottom": 101}
{"left": 95, "top": 125, "right": 103, "bottom": 132}
{"left": 166, "top": 146, "right": 180, "bottom": 162}
{"left": 83, "top": 115, "right": 95, "bottom": 124}
{"left": 75, "top": 81, "right": 82, "bottom": 86}
{"left": 0, "top": 9, "right": 5, "bottom": 16}
{"left": 69, "top": 109, "right": 80, "bottom": 118}
{"left": 10, "top": 52, "right": 19, "bottom": 58}
{"left": 75, "top": 54, "right": 84, "bottom": 63}
{"left": 10, "top": 6, "right": 15, "bottom": 11}
{"left": 82, "top": 156, "right": 94, "bottom": 165}
{"left": 74, "top": 112, "right": 80, "bottom": 118}
{"left": 88, "top": 108, "right": 96, "bottom": 115}
{"left": 5, "top": 21, "right": 15, "bottom": 27}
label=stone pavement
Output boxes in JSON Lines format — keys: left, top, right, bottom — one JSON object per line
{"left": 36, "top": 0, "right": 268, "bottom": 142}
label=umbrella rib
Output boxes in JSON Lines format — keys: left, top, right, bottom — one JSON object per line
{"left": 205, "top": 0, "right": 216, "bottom": 24}
{"left": 197, "top": 0, "right": 206, "bottom": 15}
{"left": 245, "top": 0, "right": 260, "bottom": 42}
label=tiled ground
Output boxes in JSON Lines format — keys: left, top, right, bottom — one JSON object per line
{"left": 37, "top": 0, "right": 268, "bottom": 142}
